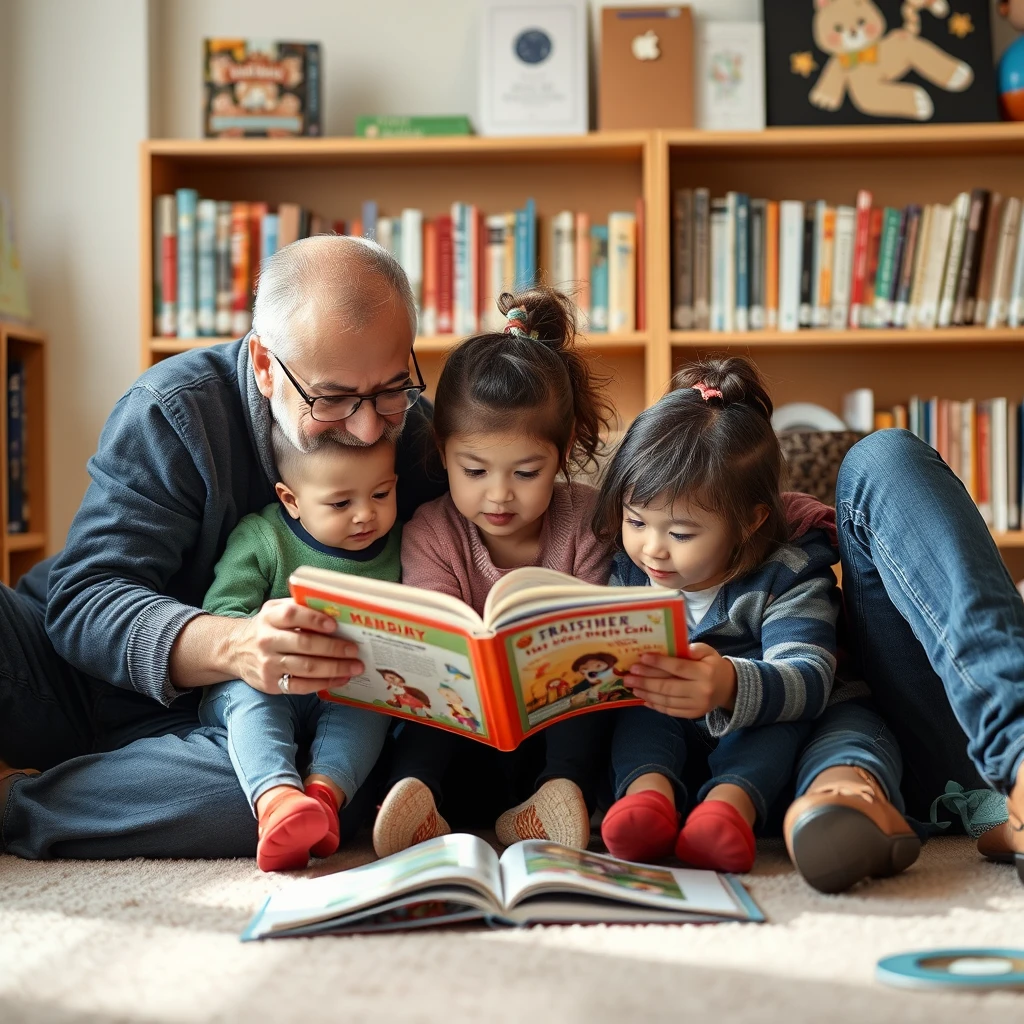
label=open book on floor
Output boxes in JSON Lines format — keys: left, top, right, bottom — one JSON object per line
{"left": 242, "top": 834, "right": 764, "bottom": 939}
{"left": 290, "top": 565, "right": 689, "bottom": 751}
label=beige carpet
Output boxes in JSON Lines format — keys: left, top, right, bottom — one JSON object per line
{"left": 2, "top": 836, "right": 1024, "bottom": 1023}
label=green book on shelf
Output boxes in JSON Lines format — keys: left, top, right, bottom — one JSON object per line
{"left": 356, "top": 115, "right": 473, "bottom": 139}
{"left": 872, "top": 207, "right": 902, "bottom": 328}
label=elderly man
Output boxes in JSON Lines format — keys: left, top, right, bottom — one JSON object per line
{"left": 0, "top": 236, "right": 445, "bottom": 856}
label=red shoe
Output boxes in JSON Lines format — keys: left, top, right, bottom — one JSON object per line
{"left": 601, "top": 791, "right": 679, "bottom": 862}
{"left": 256, "top": 789, "right": 329, "bottom": 872}
{"left": 676, "top": 800, "right": 756, "bottom": 873}
{"left": 305, "top": 782, "right": 341, "bottom": 858}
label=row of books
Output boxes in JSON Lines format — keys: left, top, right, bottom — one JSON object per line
{"left": 154, "top": 191, "right": 644, "bottom": 339}
{"left": 6, "top": 359, "right": 29, "bottom": 533}
{"left": 860, "top": 394, "right": 1022, "bottom": 533}
{"left": 672, "top": 188, "right": 1024, "bottom": 333}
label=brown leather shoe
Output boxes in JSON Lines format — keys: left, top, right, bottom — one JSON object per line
{"left": 784, "top": 767, "right": 921, "bottom": 894}
{"left": 976, "top": 806, "right": 1024, "bottom": 880}
{"left": 0, "top": 765, "right": 40, "bottom": 823}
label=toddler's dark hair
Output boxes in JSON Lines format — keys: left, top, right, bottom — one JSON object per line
{"left": 593, "top": 356, "right": 787, "bottom": 582}
{"left": 432, "top": 288, "right": 613, "bottom": 475}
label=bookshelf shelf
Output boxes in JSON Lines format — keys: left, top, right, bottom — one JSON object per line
{"left": 1, "top": 325, "right": 48, "bottom": 587}
{"left": 141, "top": 127, "right": 1024, "bottom": 572}
{"left": 994, "top": 531, "right": 1024, "bottom": 549}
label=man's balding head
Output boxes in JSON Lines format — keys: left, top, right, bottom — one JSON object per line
{"left": 252, "top": 235, "right": 416, "bottom": 358}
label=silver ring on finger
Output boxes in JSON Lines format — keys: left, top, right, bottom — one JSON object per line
{"left": 277, "top": 673, "right": 291, "bottom": 694}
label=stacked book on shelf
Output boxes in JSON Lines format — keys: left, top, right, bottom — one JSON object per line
{"left": 6, "top": 358, "right": 29, "bottom": 534}
{"left": 154, "top": 191, "right": 644, "bottom": 340}
{"left": 672, "top": 188, "right": 1024, "bottom": 333}
{"left": 845, "top": 388, "right": 1023, "bottom": 533}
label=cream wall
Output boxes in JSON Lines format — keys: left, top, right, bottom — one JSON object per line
{"left": 5, "top": 0, "right": 150, "bottom": 548}
{"left": 0, "top": 0, "right": 1019, "bottom": 548}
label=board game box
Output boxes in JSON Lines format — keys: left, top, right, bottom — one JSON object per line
{"left": 204, "top": 39, "right": 322, "bottom": 138}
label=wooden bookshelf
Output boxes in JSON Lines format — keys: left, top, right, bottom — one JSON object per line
{"left": 0, "top": 324, "right": 48, "bottom": 587}
{"left": 139, "top": 125, "right": 1024, "bottom": 570}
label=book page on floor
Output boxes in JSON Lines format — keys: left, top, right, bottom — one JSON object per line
{"left": 242, "top": 834, "right": 763, "bottom": 939}
{"left": 289, "top": 567, "right": 688, "bottom": 751}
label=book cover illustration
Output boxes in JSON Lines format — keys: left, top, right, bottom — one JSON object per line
{"left": 204, "top": 39, "right": 322, "bottom": 138}
{"left": 695, "top": 22, "right": 766, "bottom": 131}
{"left": 765, "top": 0, "right": 998, "bottom": 126}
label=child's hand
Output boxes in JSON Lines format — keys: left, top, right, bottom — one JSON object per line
{"left": 624, "top": 644, "right": 737, "bottom": 718}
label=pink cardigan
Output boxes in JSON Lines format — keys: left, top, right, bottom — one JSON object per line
{"left": 400, "top": 482, "right": 612, "bottom": 615}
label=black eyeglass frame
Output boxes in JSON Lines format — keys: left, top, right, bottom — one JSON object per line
{"left": 272, "top": 348, "right": 427, "bottom": 423}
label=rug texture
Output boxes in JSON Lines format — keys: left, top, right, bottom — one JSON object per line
{"left": 2, "top": 836, "right": 1023, "bottom": 1023}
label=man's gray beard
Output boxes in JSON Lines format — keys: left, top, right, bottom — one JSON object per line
{"left": 270, "top": 390, "right": 406, "bottom": 451}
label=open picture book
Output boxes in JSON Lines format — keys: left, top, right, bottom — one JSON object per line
{"left": 290, "top": 565, "right": 688, "bottom": 751}
{"left": 243, "top": 834, "right": 764, "bottom": 939}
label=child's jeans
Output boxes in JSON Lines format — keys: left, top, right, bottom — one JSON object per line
{"left": 388, "top": 711, "right": 615, "bottom": 813}
{"left": 610, "top": 697, "right": 905, "bottom": 826}
{"left": 199, "top": 680, "right": 389, "bottom": 812}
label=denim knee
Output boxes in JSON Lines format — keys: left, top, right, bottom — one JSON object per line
{"left": 836, "top": 428, "right": 926, "bottom": 506}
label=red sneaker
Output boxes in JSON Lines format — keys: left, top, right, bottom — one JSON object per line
{"left": 675, "top": 800, "right": 756, "bottom": 873}
{"left": 600, "top": 790, "right": 679, "bottom": 862}
{"left": 256, "top": 789, "right": 329, "bottom": 872}
{"left": 305, "top": 782, "right": 341, "bottom": 858}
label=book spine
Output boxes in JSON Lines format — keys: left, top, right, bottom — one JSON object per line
{"left": 175, "top": 188, "right": 198, "bottom": 339}
{"left": 962, "top": 397, "right": 976, "bottom": 499}
{"left": 723, "top": 193, "right": 737, "bottom": 332}
{"left": 938, "top": 193, "right": 970, "bottom": 328}
{"left": 953, "top": 189, "right": 989, "bottom": 325}
{"left": 778, "top": 200, "right": 804, "bottom": 333}
{"left": 247, "top": 203, "right": 267, "bottom": 301}
{"left": 765, "top": 200, "right": 779, "bottom": 330}
{"left": 452, "top": 203, "right": 468, "bottom": 334}
{"left": 261, "top": 213, "right": 279, "bottom": 262}
{"left": 749, "top": 199, "right": 766, "bottom": 330}
{"left": 734, "top": 193, "right": 750, "bottom": 332}
{"left": 229, "top": 203, "right": 251, "bottom": 336}
{"left": 483, "top": 214, "right": 507, "bottom": 333}
{"left": 829, "top": 206, "right": 855, "bottom": 331}
{"left": 974, "top": 194, "right": 1004, "bottom": 325}
{"left": 157, "top": 195, "right": 177, "bottom": 337}
{"left": 872, "top": 207, "right": 901, "bottom": 328}
{"left": 6, "top": 360, "right": 24, "bottom": 533}
{"left": 907, "top": 205, "right": 934, "bottom": 329}
{"left": 1010, "top": 400, "right": 1021, "bottom": 530}
{"left": 693, "top": 189, "right": 711, "bottom": 330}
{"left": 476, "top": 207, "right": 486, "bottom": 330}
{"left": 848, "top": 190, "right": 873, "bottom": 329}
{"left": 421, "top": 219, "right": 439, "bottom": 337}
{"left": 575, "top": 211, "right": 591, "bottom": 324}
{"left": 977, "top": 400, "right": 992, "bottom": 525}
{"left": 361, "top": 200, "right": 378, "bottom": 241}
{"left": 213, "top": 201, "right": 232, "bottom": 336}
{"left": 524, "top": 198, "right": 537, "bottom": 290}
{"left": 1010, "top": 205, "right": 1024, "bottom": 329}
{"left": 988, "top": 197, "right": 1021, "bottom": 329}
{"left": 635, "top": 197, "right": 646, "bottom": 332}
{"left": 862, "top": 209, "right": 884, "bottom": 328}
{"left": 710, "top": 200, "right": 727, "bottom": 332}
{"left": 400, "top": 208, "right": 424, "bottom": 331}
{"left": 892, "top": 205, "right": 921, "bottom": 328}
{"left": 920, "top": 205, "right": 953, "bottom": 329}
{"left": 276, "top": 203, "right": 302, "bottom": 248}
{"left": 798, "top": 201, "right": 816, "bottom": 328}
{"left": 815, "top": 204, "right": 835, "bottom": 327}
{"left": 551, "top": 210, "right": 575, "bottom": 291}
{"left": 608, "top": 212, "right": 637, "bottom": 333}
{"left": 590, "top": 225, "right": 610, "bottom": 332}
{"left": 437, "top": 215, "right": 454, "bottom": 334}
{"left": 937, "top": 397, "right": 950, "bottom": 465}
{"left": 196, "top": 199, "right": 217, "bottom": 337}
{"left": 514, "top": 207, "right": 528, "bottom": 291}
{"left": 672, "top": 188, "right": 694, "bottom": 330}
{"left": 950, "top": 400, "right": 963, "bottom": 486}
{"left": 992, "top": 397, "right": 1009, "bottom": 533}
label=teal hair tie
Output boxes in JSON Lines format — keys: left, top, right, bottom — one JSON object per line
{"left": 503, "top": 307, "right": 539, "bottom": 340}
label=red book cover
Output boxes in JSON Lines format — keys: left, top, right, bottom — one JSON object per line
{"left": 422, "top": 219, "right": 439, "bottom": 337}
{"left": 575, "top": 211, "right": 591, "bottom": 320}
{"left": 849, "top": 189, "right": 873, "bottom": 328}
{"left": 348, "top": 218, "right": 362, "bottom": 238}
{"left": 635, "top": 197, "right": 646, "bottom": 332}
{"left": 437, "top": 215, "right": 454, "bottom": 334}
{"left": 862, "top": 208, "right": 884, "bottom": 325}
{"left": 976, "top": 401, "right": 992, "bottom": 524}
{"left": 160, "top": 234, "right": 177, "bottom": 337}
{"left": 332, "top": 219, "right": 346, "bottom": 236}
{"left": 230, "top": 202, "right": 251, "bottom": 335}
{"left": 248, "top": 202, "right": 267, "bottom": 282}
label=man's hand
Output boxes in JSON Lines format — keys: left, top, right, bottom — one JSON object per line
{"left": 623, "top": 644, "right": 737, "bottom": 719}
{"left": 170, "top": 600, "right": 364, "bottom": 695}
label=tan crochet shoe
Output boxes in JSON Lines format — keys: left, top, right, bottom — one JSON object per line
{"left": 495, "top": 778, "right": 590, "bottom": 849}
{"left": 372, "top": 778, "right": 450, "bottom": 858}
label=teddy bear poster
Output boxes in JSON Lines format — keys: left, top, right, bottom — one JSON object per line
{"left": 764, "top": 0, "right": 999, "bottom": 125}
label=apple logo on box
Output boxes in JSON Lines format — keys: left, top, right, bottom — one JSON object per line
{"left": 514, "top": 28, "right": 553, "bottom": 65}
{"left": 632, "top": 30, "right": 660, "bottom": 62}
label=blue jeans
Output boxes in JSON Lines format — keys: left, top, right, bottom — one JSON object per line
{"left": 835, "top": 429, "right": 1024, "bottom": 817}
{"left": 2, "top": 429, "right": 1021, "bottom": 857}
{"left": 610, "top": 701, "right": 901, "bottom": 828}
{"left": 198, "top": 681, "right": 388, "bottom": 811}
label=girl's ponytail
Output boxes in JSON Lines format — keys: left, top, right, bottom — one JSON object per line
{"left": 671, "top": 356, "right": 774, "bottom": 424}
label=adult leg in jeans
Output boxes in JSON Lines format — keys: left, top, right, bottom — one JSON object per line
{"left": 785, "top": 698, "right": 921, "bottom": 893}
{"left": 833, "top": 429, "right": 1024, "bottom": 815}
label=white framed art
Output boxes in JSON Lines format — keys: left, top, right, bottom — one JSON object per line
{"left": 695, "top": 21, "right": 766, "bottom": 132}
{"left": 478, "top": 0, "right": 588, "bottom": 136}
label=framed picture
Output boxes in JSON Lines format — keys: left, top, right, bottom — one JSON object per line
{"left": 764, "top": 0, "right": 999, "bottom": 126}
{"left": 478, "top": 0, "right": 588, "bottom": 136}
{"left": 695, "top": 21, "right": 766, "bottom": 131}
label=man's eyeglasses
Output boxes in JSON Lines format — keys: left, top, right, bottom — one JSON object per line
{"left": 272, "top": 350, "right": 427, "bottom": 423}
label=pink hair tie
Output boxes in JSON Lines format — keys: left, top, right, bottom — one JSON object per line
{"left": 692, "top": 382, "right": 723, "bottom": 401}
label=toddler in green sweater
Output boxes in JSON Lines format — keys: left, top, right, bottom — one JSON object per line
{"left": 199, "top": 432, "right": 400, "bottom": 871}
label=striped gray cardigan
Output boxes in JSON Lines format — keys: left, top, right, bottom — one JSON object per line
{"left": 610, "top": 528, "right": 842, "bottom": 736}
